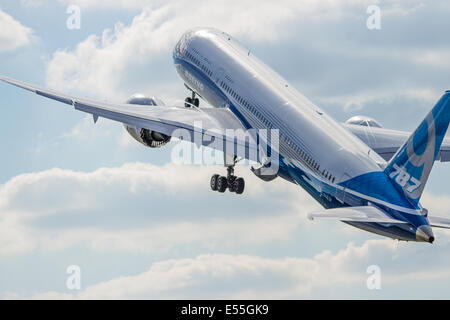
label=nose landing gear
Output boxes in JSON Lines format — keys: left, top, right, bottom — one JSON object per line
{"left": 185, "top": 90, "right": 199, "bottom": 108}
{"left": 210, "top": 166, "right": 245, "bottom": 194}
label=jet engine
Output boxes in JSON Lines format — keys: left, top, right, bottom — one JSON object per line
{"left": 123, "top": 94, "right": 171, "bottom": 148}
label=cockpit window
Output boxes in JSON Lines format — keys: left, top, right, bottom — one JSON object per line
{"left": 367, "top": 120, "right": 382, "bottom": 128}
{"left": 174, "top": 31, "right": 193, "bottom": 57}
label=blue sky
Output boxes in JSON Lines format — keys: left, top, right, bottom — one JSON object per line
{"left": 0, "top": 0, "right": 450, "bottom": 299}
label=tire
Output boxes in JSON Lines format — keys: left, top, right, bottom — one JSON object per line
{"left": 227, "top": 176, "right": 236, "bottom": 192}
{"left": 210, "top": 174, "right": 219, "bottom": 191}
{"left": 217, "top": 176, "right": 228, "bottom": 193}
{"left": 193, "top": 98, "right": 200, "bottom": 107}
{"left": 185, "top": 97, "right": 192, "bottom": 108}
{"left": 234, "top": 177, "right": 245, "bottom": 194}
{"left": 228, "top": 181, "right": 235, "bottom": 193}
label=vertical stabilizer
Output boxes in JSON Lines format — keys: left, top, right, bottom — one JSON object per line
{"left": 384, "top": 91, "right": 450, "bottom": 206}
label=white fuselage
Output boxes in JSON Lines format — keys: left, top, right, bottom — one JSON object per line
{"left": 173, "top": 28, "right": 427, "bottom": 241}
{"left": 174, "top": 28, "right": 384, "bottom": 184}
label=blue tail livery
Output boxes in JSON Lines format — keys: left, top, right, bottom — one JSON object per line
{"left": 385, "top": 91, "right": 450, "bottom": 207}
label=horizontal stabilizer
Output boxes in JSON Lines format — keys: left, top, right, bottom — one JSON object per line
{"left": 428, "top": 215, "right": 450, "bottom": 229}
{"left": 307, "top": 206, "right": 408, "bottom": 224}
{"left": 344, "top": 124, "right": 450, "bottom": 162}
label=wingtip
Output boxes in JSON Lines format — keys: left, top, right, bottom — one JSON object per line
{"left": 0, "top": 75, "right": 13, "bottom": 83}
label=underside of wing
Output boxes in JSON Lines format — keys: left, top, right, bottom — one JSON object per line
{"left": 307, "top": 206, "right": 409, "bottom": 224}
{"left": 344, "top": 123, "right": 450, "bottom": 162}
{"left": 0, "top": 76, "right": 261, "bottom": 162}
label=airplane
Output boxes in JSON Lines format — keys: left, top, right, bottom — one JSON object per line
{"left": 1, "top": 27, "right": 450, "bottom": 243}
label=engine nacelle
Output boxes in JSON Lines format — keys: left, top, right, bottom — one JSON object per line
{"left": 345, "top": 115, "right": 383, "bottom": 128}
{"left": 123, "top": 94, "right": 171, "bottom": 148}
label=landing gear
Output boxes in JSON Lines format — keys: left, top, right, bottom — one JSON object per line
{"left": 217, "top": 176, "right": 228, "bottom": 193}
{"left": 233, "top": 177, "right": 245, "bottom": 194}
{"left": 185, "top": 91, "right": 199, "bottom": 108}
{"left": 210, "top": 174, "right": 219, "bottom": 191}
{"left": 210, "top": 166, "right": 245, "bottom": 194}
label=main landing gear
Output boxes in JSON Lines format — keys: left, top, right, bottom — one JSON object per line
{"left": 183, "top": 87, "right": 244, "bottom": 194}
{"left": 185, "top": 90, "right": 199, "bottom": 108}
{"left": 210, "top": 166, "right": 245, "bottom": 194}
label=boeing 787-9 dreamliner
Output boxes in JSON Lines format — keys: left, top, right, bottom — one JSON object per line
{"left": 2, "top": 28, "right": 450, "bottom": 243}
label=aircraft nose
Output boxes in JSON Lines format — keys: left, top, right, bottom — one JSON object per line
{"left": 416, "top": 225, "right": 435, "bottom": 243}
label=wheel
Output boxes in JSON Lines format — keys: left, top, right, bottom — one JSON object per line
{"left": 228, "top": 180, "right": 235, "bottom": 192}
{"left": 227, "top": 175, "right": 236, "bottom": 192}
{"left": 185, "top": 97, "right": 192, "bottom": 108}
{"left": 217, "top": 176, "right": 228, "bottom": 193}
{"left": 233, "top": 177, "right": 245, "bottom": 194}
{"left": 193, "top": 98, "right": 200, "bottom": 107}
{"left": 210, "top": 174, "right": 219, "bottom": 191}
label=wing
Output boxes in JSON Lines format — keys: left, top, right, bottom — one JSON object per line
{"left": 344, "top": 123, "right": 450, "bottom": 162}
{"left": 0, "top": 76, "right": 260, "bottom": 162}
{"left": 428, "top": 216, "right": 450, "bottom": 229}
{"left": 307, "top": 206, "right": 408, "bottom": 224}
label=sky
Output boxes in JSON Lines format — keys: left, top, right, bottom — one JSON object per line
{"left": 0, "top": 0, "right": 450, "bottom": 299}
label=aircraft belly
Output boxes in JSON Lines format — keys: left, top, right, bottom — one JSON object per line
{"left": 280, "top": 156, "right": 348, "bottom": 209}
{"left": 345, "top": 221, "right": 416, "bottom": 241}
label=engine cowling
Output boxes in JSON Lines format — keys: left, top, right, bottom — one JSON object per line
{"left": 345, "top": 115, "right": 383, "bottom": 128}
{"left": 123, "top": 94, "right": 171, "bottom": 148}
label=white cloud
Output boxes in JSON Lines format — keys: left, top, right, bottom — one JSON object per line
{"left": 0, "top": 9, "right": 34, "bottom": 53}
{"left": 118, "top": 128, "right": 137, "bottom": 148}
{"left": 0, "top": 162, "right": 318, "bottom": 256}
{"left": 315, "top": 87, "right": 441, "bottom": 112}
{"left": 1, "top": 149, "right": 449, "bottom": 259}
{"left": 20, "top": 0, "right": 170, "bottom": 10}
{"left": 19, "top": 0, "right": 46, "bottom": 7}
{"left": 57, "top": 0, "right": 163, "bottom": 10}
{"left": 413, "top": 49, "right": 450, "bottom": 70}
{"left": 53, "top": 0, "right": 353, "bottom": 12}
{"left": 2, "top": 161, "right": 450, "bottom": 299}
{"left": 34, "top": 212, "right": 310, "bottom": 254}
{"left": 29, "top": 236, "right": 450, "bottom": 299}
{"left": 61, "top": 115, "right": 113, "bottom": 140}
{"left": 43, "top": 0, "right": 446, "bottom": 108}
{"left": 382, "top": 2, "right": 426, "bottom": 17}
{"left": 44, "top": 0, "right": 392, "bottom": 98}
{"left": 421, "top": 192, "right": 450, "bottom": 217}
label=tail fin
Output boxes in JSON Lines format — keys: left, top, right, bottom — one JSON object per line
{"left": 384, "top": 91, "right": 450, "bottom": 206}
